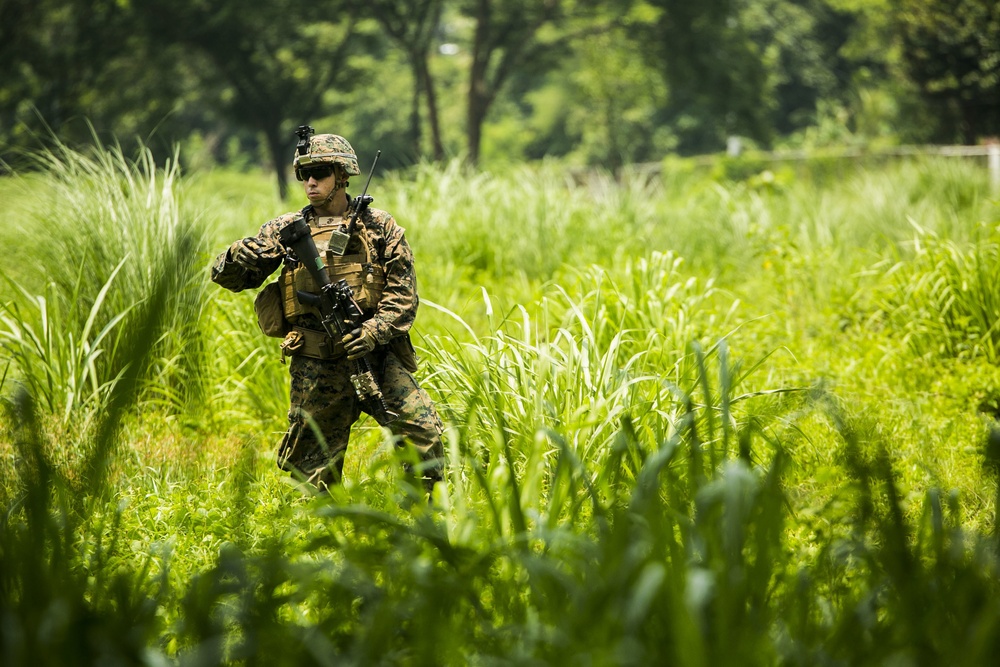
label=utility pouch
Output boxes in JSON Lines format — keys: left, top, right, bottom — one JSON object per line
{"left": 281, "top": 327, "right": 345, "bottom": 360}
{"left": 254, "top": 281, "right": 291, "bottom": 338}
{"left": 389, "top": 334, "right": 419, "bottom": 373}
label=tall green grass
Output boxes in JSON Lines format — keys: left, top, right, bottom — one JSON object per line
{"left": 2, "top": 145, "right": 1000, "bottom": 664}
{"left": 5, "top": 329, "right": 1000, "bottom": 664}
{"left": 0, "top": 190, "right": 195, "bottom": 662}
{"left": 0, "top": 141, "right": 206, "bottom": 431}
{"left": 875, "top": 220, "right": 1000, "bottom": 363}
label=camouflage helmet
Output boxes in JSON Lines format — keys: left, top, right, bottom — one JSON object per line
{"left": 293, "top": 134, "right": 361, "bottom": 181}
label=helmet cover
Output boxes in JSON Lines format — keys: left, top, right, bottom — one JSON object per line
{"left": 293, "top": 134, "right": 361, "bottom": 180}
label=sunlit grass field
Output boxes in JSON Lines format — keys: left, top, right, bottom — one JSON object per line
{"left": 2, "top": 143, "right": 1000, "bottom": 664}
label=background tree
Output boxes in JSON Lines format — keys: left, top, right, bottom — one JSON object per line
{"left": 741, "top": 0, "right": 856, "bottom": 137}
{"left": 135, "top": 0, "right": 365, "bottom": 198}
{"left": 894, "top": 0, "right": 1000, "bottom": 144}
{"left": 3, "top": 0, "right": 998, "bottom": 175}
{"left": 364, "top": 0, "right": 446, "bottom": 162}
{"left": 636, "top": 0, "right": 771, "bottom": 153}
{"left": 0, "top": 0, "right": 188, "bottom": 168}
{"left": 565, "top": 19, "right": 671, "bottom": 169}
{"left": 459, "top": 0, "right": 617, "bottom": 165}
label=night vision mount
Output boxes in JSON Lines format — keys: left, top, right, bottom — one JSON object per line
{"left": 295, "top": 125, "right": 315, "bottom": 155}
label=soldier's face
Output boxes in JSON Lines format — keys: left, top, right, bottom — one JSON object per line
{"left": 302, "top": 164, "right": 337, "bottom": 203}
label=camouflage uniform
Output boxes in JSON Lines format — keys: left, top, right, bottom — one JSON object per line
{"left": 211, "top": 191, "right": 444, "bottom": 490}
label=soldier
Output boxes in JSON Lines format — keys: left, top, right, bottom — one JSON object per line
{"left": 211, "top": 130, "right": 444, "bottom": 492}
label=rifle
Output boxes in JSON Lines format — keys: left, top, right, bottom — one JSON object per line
{"left": 278, "top": 214, "right": 398, "bottom": 423}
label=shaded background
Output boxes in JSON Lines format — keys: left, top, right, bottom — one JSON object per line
{"left": 2, "top": 0, "right": 999, "bottom": 197}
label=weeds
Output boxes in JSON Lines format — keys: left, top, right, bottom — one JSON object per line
{"left": 877, "top": 220, "right": 1000, "bottom": 362}
{"left": 2, "top": 146, "right": 1000, "bottom": 663}
{"left": 0, "top": 140, "right": 207, "bottom": 431}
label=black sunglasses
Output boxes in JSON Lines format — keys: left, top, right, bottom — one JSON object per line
{"left": 298, "top": 165, "right": 336, "bottom": 181}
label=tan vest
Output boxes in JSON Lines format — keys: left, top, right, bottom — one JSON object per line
{"left": 278, "top": 215, "right": 386, "bottom": 323}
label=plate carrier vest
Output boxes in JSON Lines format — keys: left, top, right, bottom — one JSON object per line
{"left": 278, "top": 213, "right": 386, "bottom": 323}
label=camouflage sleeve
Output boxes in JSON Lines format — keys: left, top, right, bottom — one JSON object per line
{"left": 209, "top": 217, "right": 290, "bottom": 292}
{"left": 363, "top": 210, "right": 419, "bottom": 345}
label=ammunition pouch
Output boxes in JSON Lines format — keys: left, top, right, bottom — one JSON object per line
{"left": 281, "top": 254, "right": 385, "bottom": 318}
{"left": 272, "top": 213, "right": 413, "bottom": 368}
{"left": 329, "top": 255, "right": 386, "bottom": 309}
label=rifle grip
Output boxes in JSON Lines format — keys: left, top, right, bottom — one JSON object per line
{"left": 296, "top": 290, "right": 321, "bottom": 308}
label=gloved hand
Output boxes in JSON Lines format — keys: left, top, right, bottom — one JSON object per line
{"left": 342, "top": 326, "right": 376, "bottom": 360}
{"left": 231, "top": 237, "right": 281, "bottom": 270}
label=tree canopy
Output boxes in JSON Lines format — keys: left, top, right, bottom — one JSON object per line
{"left": 1, "top": 0, "right": 997, "bottom": 185}
{"left": 895, "top": 0, "right": 1000, "bottom": 143}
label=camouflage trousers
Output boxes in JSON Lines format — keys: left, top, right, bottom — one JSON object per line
{"left": 277, "top": 347, "right": 444, "bottom": 489}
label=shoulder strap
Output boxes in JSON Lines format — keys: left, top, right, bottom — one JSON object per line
{"left": 354, "top": 213, "right": 375, "bottom": 265}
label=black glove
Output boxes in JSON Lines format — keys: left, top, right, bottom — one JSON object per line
{"left": 342, "top": 327, "right": 376, "bottom": 360}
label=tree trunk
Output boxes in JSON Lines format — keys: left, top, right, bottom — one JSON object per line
{"left": 265, "top": 127, "right": 289, "bottom": 201}
{"left": 418, "top": 55, "right": 445, "bottom": 161}
{"left": 409, "top": 56, "right": 423, "bottom": 160}
{"left": 467, "top": 0, "right": 492, "bottom": 165}
{"left": 605, "top": 100, "right": 623, "bottom": 174}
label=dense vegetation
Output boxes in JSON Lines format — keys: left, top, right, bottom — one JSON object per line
{"left": 4, "top": 0, "right": 1000, "bottom": 195}
{"left": 2, "top": 142, "right": 1000, "bottom": 664}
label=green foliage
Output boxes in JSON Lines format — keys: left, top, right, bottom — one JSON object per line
{"left": 131, "top": 0, "right": 378, "bottom": 198}
{"left": 384, "top": 159, "right": 660, "bottom": 280}
{"left": 0, "top": 140, "right": 207, "bottom": 427}
{"left": 418, "top": 257, "right": 742, "bottom": 507}
{"left": 0, "top": 0, "right": 188, "bottom": 166}
{"left": 1, "top": 392, "right": 169, "bottom": 665}
{"left": 360, "top": 0, "right": 448, "bottom": 161}
{"left": 1, "top": 260, "right": 132, "bottom": 422}
{"left": 8, "top": 0, "right": 985, "bottom": 188}
{"left": 561, "top": 21, "right": 673, "bottom": 169}
{"left": 741, "top": 0, "right": 856, "bottom": 136}
{"left": 3, "top": 146, "right": 1000, "bottom": 663}
{"left": 875, "top": 220, "right": 1000, "bottom": 363}
{"left": 0, "top": 197, "right": 196, "bottom": 662}
{"left": 636, "top": 0, "right": 773, "bottom": 151}
{"left": 711, "top": 153, "right": 772, "bottom": 183}
{"left": 894, "top": 0, "right": 1000, "bottom": 143}
{"left": 201, "top": 288, "right": 290, "bottom": 433}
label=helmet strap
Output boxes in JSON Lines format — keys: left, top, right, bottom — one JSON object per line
{"left": 334, "top": 164, "right": 350, "bottom": 192}
{"left": 319, "top": 178, "right": 349, "bottom": 209}
{"left": 322, "top": 167, "right": 349, "bottom": 207}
